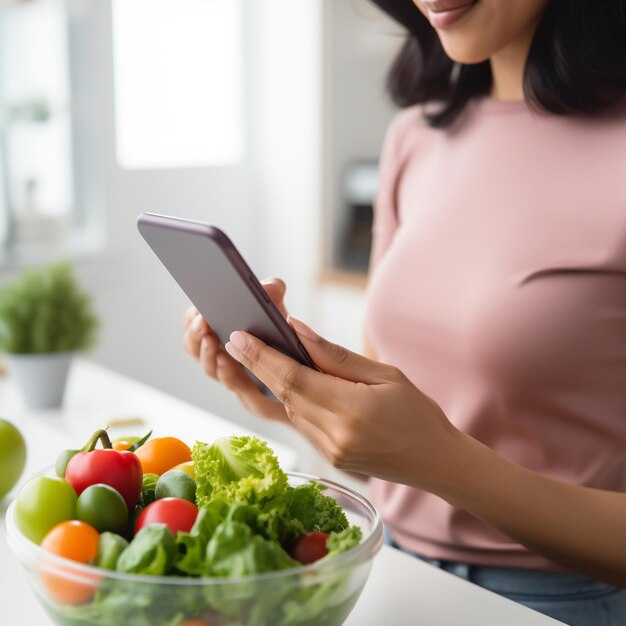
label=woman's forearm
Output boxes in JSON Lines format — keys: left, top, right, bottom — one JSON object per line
{"left": 435, "top": 430, "right": 626, "bottom": 586}
{"left": 227, "top": 321, "right": 626, "bottom": 585}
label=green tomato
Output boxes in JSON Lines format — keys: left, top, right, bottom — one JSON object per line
{"left": 155, "top": 470, "right": 196, "bottom": 503}
{"left": 55, "top": 448, "right": 79, "bottom": 478}
{"left": 15, "top": 475, "right": 77, "bottom": 544}
{"left": 77, "top": 484, "right": 129, "bottom": 534}
{"left": 0, "top": 418, "right": 26, "bottom": 500}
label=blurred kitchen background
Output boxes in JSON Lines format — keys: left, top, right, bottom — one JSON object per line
{"left": 0, "top": 0, "right": 403, "bottom": 476}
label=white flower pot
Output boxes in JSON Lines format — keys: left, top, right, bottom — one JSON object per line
{"left": 6, "top": 352, "right": 74, "bottom": 410}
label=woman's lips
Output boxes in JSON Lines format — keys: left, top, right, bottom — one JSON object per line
{"left": 422, "top": 0, "right": 478, "bottom": 29}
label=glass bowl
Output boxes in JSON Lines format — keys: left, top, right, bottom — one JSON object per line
{"left": 6, "top": 471, "right": 383, "bottom": 626}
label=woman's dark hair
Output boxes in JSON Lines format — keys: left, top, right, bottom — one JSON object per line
{"left": 371, "top": 0, "right": 626, "bottom": 128}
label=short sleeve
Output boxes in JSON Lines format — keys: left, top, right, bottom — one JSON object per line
{"left": 369, "top": 107, "right": 419, "bottom": 269}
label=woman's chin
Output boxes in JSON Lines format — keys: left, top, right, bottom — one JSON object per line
{"left": 438, "top": 37, "right": 492, "bottom": 65}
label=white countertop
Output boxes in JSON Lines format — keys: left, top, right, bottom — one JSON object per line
{"left": 0, "top": 359, "right": 564, "bottom": 626}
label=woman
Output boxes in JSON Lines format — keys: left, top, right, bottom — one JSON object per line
{"left": 183, "top": 1, "right": 626, "bottom": 623}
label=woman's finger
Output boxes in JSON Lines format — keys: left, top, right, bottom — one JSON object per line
{"left": 236, "top": 388, "right": 290, "bottom": 424}
{"left": 184, "top": 328, "right": 202, "bottom": 360}
{"left": 261, "top": 278, "right": 288, "bottom": 317}
{"left": 288, "top": 316, "right": 390, "bottom": 385}
{"left": 199, "top": 334, "right": 221, "bottom": 378}
{"left": 224, "top": 331, "right": 349, "bottom": 416}
{"left": 189, "top": 313, "right": 209, "bottom": 338}
{"left": 215, "top": 353, "right": 289, "bottom": 423}
{"left": 183, "top": 305, "right": 199, "bottom": 328}
{"left": 287, "top": 411, "right": 344, "bottom": 466}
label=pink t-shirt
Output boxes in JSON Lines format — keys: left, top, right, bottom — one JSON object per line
{"left": 365, "top": 97, "right": 626, "bottom": 570}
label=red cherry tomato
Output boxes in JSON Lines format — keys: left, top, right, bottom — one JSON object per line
{"left": 66, "top": 448, "right": 143, "bottom": 510}
{"left": 290, "top": 531, "right": 330, "bottom": 564}
{"left": 135, "top": 497, "right": 198, "bottom": 536}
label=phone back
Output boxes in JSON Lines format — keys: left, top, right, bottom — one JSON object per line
{"left": 137, "top": 213, "right": 312, "bottom": 367}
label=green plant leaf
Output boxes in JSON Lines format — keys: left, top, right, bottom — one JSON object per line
{"left": 0, "top": 260, "right": 99, "bottom": 354}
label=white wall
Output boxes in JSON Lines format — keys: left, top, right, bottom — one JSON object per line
{"left": 68, "top": 0, "right": 255, "bottom": 413}
{"left": 64, "top": 0, "right": 327, "bottom": 467}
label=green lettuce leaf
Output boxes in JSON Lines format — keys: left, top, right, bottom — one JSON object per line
{"left": 284, "top": 481, "right": 349, "bottom": 533}
{"left": 175, "top": 497, "right": 230, "bottom": 575}
{"left": 116, "top": 525, "right": 176, "bottom": 575}
{"left": 205, "top": 519, "right": 298, "bottom": 577}
{"left": 174, "top": 533, "right": 206, "bottom": 577}
{"left": 50, "top": 578, "right": 207, "bottom": 626}
{"left": 95, "top": 532, "right": 128, "bottom": 571}
{"left": 139, "top": 472, "right": 159, "bottom": 507}
{"left": 193, "top": 435, "right": 288, "bottom": 506}
{"left": 258, "top": 481, "right": 350, "bottom": 546}
{"left": 176, "top": 498, "right": 299, "bottom": 577}
{"left": 325, "top": 525, "right": 363, "bottom": 558}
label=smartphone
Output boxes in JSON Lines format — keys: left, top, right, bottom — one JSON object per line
{"left": 137, "top": 213, "right": 317, "bottom": 387}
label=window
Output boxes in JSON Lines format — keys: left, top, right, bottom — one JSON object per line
{"left": 111, "top": 0, "right": 244, "bottom": 170}
{"left": 0, "top": 1, "right": 73, "bottom": 254}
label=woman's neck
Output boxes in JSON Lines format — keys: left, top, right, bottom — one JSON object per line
{"left": 489, "top": 21, "right": 538, "bottom": 102}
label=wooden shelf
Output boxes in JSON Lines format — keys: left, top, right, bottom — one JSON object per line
{"left": 316, "top": 267, "right": 368, "bottom": 290}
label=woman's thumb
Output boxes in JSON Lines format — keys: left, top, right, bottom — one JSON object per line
{"left": 261, "top": 277, "right": 287, "bottom": 317}
{"left": 287, "top": 316, "right": 384, "bottom": 384}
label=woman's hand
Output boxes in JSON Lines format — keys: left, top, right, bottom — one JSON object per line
{"left": 222, "top": 319, "right": 626, "bottom": 586}
{"left": 223, "top": 317, "right": 463, "bottom": 490}
{"left": 182, "top": 278, "right": 290, "bottom": 424}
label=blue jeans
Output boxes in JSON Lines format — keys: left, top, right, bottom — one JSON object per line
{"left": 384, "top": 527, "right": 626, "bottom": 625}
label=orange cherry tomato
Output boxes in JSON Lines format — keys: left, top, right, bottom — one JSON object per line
{"left": 41, "top": 520, "right": 99, "bottom": 568}
{"left": 180, "top": 621, "right": 216, "bottom": 626}
{"left": 40, "top": 520, "right": 101, "bottom": 605}
{"left": 134, "top": 437, "right": 191, "bottom": 476}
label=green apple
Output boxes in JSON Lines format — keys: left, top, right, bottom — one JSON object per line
{"left": 0, "top": 418, "right": 27, "bottom": 499}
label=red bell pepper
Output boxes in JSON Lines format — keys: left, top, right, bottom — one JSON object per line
{"left": 65, "top": 429, "right": 148, "bottom": 509}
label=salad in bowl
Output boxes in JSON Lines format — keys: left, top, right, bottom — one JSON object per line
{"left": 6, "top": 430, "right": 383, "bottom": 626}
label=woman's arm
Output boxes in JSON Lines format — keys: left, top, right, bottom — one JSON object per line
{"left": 440, "top": 432, "right": 626, "bottom": 586}
{"left": 224, "top": 322, "right": 626, "bottom": 587}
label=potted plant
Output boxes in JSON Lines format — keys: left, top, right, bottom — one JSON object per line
{"left": 0, "top": 261, "right": 99, "bottom": 409}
